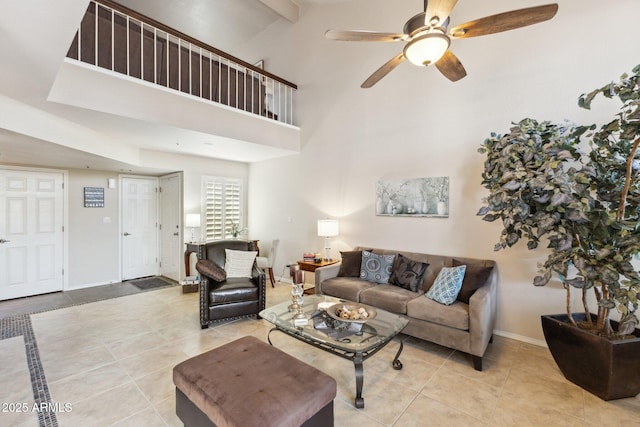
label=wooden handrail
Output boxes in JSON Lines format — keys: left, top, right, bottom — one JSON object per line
{"left": 100, "top": 0, "right": 297, "bottom": 89}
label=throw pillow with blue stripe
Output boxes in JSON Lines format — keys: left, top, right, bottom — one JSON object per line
{"left": 426, "top": 265, "right": 467, "bottom": 305}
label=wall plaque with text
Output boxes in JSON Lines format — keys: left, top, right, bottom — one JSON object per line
{"left": 84, "top": 187, "right": 104, "bottom": 208}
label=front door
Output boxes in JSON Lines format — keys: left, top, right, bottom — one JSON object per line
{"left": 160, "top": 174, "right": 181, "bottom": 281}
{"left": 121, "top": 177, "right": 158, "bottom": 280}
{"left": 0, "top": 168, "right": 64, "bottom": 300}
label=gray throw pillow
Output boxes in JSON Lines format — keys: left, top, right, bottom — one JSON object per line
{"left": 360, "top": 250, "right": 395, "bottom": 284}
{"left": 389, "top": 254, "right": 429, "bottom": 292}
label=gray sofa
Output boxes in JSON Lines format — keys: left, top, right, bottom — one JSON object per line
{"left": 315, "top": 247, "right": 497, "bottom": 371}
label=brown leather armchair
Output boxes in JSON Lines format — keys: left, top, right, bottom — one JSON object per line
{"left": 197, "top": 240, "right": 266, "bottom": 328}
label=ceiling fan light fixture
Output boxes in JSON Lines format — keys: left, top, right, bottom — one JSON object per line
{"left": 403, "top": 32, "right": 450, "bottom": 66}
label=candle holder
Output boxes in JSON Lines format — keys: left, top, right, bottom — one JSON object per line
{"left": 289, "top": 282, "right": 303, "bottom": 312}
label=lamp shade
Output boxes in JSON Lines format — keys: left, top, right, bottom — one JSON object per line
{"left": 317, "top": 219, "right": 339, "bottom": 237}
{"left": 185, "top": 213, "right": 201, "bottom": 228}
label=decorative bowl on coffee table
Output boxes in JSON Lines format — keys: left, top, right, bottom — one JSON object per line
{"left": 326, "top": 303, "right": 377, "bottom": 323}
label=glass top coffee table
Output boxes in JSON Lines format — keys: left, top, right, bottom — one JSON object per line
{"left": 260, "top": 295, "right": 409, "bottom": 408}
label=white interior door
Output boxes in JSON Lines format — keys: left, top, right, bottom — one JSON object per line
{"left": 160, "top": 174, "right": 181, "bottom": 281}
{"left": 121, "top": 177, "right": 158, "bottom": 280}
{"left": 0, "top": 169, "right": 64, "bottom": 300}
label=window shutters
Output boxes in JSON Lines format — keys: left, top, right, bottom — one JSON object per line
{"left": 202, "top": 176, "right": 243, "bottom": 241}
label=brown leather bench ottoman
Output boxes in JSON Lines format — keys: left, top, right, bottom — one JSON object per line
{"left": 173, "top": 335, "right": 337, "bottom": 427}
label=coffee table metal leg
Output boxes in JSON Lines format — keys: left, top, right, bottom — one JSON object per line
{"left": 392, "top": 340, "right": 404, "bottom": 370}
{"left": 353, "top": 353, "right": 365, "bottom": 408}
{"left": 267, "top": 327, "right": 278, "bottom": 345}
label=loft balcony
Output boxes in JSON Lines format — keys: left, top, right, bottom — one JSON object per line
{"left": 46, "top": 0, "right": 300, "bottom": 162}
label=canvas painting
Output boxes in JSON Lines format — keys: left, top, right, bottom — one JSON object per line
{"left": 376, "top": 177, "right": 449, "bottom": 217}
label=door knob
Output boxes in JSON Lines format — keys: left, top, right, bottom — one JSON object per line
{"left": 0, "top": 238, "right": 9, "bottom": 244}
{"left": 173, "top": 232, "right": 179, "bottom": 236}
{"left": 123, "top": 232, "right": 131, "bottom": 236}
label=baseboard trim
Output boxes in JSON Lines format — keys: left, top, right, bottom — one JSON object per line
{"left": 494, "top": 329, "right": 548, "bottom": 348}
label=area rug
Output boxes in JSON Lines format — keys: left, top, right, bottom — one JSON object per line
{"left": 128, "top": 276, "right": 175, "bottom": 290}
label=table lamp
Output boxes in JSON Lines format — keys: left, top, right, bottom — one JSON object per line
{"left": 185, "top": 213, "right": 201, "bottom": 243}
{"left": 317, "top": 219, "right": 339, "bottom": 261}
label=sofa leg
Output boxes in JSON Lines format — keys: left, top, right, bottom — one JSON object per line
{"left": 201, "top": 323, "right": 209, "bottom": 330}
{"left": 472, "top": 355, "right": 483, "bottom": 371}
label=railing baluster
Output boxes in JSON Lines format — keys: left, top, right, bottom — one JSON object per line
{"left": 77, "top": 6, "right": 82, "bottom": 61}
{"left": 139, "top": 22, "right": 143, "bottom": 76}
{"left": 111, "top": 8, "right": 114, "bottom": 71}
{"left": 153, "top": 27, "right": 157, "bottom": 84}
{"left": 94, "top": 2, "right": 98, "bottom": 65}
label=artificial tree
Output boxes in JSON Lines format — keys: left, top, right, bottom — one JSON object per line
{"left": 478, "top": 65, "right": 640, "bottom": 338}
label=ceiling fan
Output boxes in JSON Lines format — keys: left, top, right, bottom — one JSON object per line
{"left": 325, "top": 1, "right": 559, "bottom": 88}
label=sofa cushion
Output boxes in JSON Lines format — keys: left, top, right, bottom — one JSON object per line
{"left": 320, "top": 277, "right": 376, "bottom": 302}
{"left": 225, "top": 249, "right": 257, "bottom": 278}
{"left": 359, "top": 284, "right": 417, "bottom": 315}
{"left": 360, "top": 251, "right": 395, "bottom": 284}
{"left": 426, "top": 265, "right": 466, "bottom": 305}
{"left": 338, "top": 250, "right": 363, "bottom": 277}
{"left": 389, "top": 254, "right": 429, "bottom": 292}
{"left": 453, "top": 260, "right": 493, "bottom": 304}
{"left": 406, "top": 296, "right": 470, "bottom": 331}
{"left": 196, "top": 259, "right": 227, "bottom": 282}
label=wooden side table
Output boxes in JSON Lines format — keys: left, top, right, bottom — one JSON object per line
{"left": 297, "top": 259, "right": 339, "bottom": 294}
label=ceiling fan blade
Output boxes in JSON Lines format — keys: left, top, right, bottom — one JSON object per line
{"left": 424, "top": 0, "right": 459, "bottom": 27}
{"left": 450, "top": 3, "right": 558, "bottom": 39}
{"left": 325, "top": 30, "right": 407, "bottom": 42}
{"left": 361, "top": 52, "right": 406, "bottom": 88}
{"left": 435, "top": 50, "right": 467, "bottom": 82}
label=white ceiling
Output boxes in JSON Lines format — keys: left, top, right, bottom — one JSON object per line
{"left": 0, "top": 0, "right": 314, "bottom": 174}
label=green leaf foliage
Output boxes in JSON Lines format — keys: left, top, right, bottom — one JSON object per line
{"left": 479, "top": 65, "right": 640, "bottom": 337}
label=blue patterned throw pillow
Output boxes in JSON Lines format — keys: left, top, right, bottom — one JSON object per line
{"left": 360, "top": 250, "right": 395, "bottom": 284}
{"left": 426, "top": 265, "right": 467, "bottom": 305}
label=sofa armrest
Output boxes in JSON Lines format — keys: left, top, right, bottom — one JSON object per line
{"left": 468, "top": 266, "right": 498, "bottom": 357}
{"left": 314, "top": 263, "right": 341, "bottom": 294}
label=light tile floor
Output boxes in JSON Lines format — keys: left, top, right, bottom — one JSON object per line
{"left": 1, "top": 282, "right": 639, "bottom": 426}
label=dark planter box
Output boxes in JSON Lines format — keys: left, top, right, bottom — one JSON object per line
{"left": 541, "top": 313, "right": 640, "bottom": 400}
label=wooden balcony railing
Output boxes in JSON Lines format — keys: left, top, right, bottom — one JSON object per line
{"left": 66, "top": 0, "right": 297, "bottom": 125}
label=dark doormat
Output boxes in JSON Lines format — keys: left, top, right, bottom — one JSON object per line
{"left": 129, "top": 276, "right": 175, "bottom": 290}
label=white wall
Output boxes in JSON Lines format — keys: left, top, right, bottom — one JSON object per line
{"left": 64, "top": 151, "right": 248, "bottom": 288}
{"left": 246, "top": 0, "right": 640, "bottom": 342}
{"left": 67, "top": 169, "right": 120, "bottom": 288}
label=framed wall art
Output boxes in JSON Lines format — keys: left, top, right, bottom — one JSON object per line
{"left": 375, "top": 177, "right": 449, "bottom": 217}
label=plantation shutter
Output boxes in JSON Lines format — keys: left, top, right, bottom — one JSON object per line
{"left": 202, "top": 176, "right": 243, "bottom": 241}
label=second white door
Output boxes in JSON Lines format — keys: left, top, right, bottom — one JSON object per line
{"left": 160, "top": 174, "right": 181, "bottom": 281}
{"left": 121, "top": 177, "right": 158, "bottom": 280}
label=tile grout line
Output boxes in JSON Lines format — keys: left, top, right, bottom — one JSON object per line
{"left": 1, "top": 314, "right": 58, "bottom": 427}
